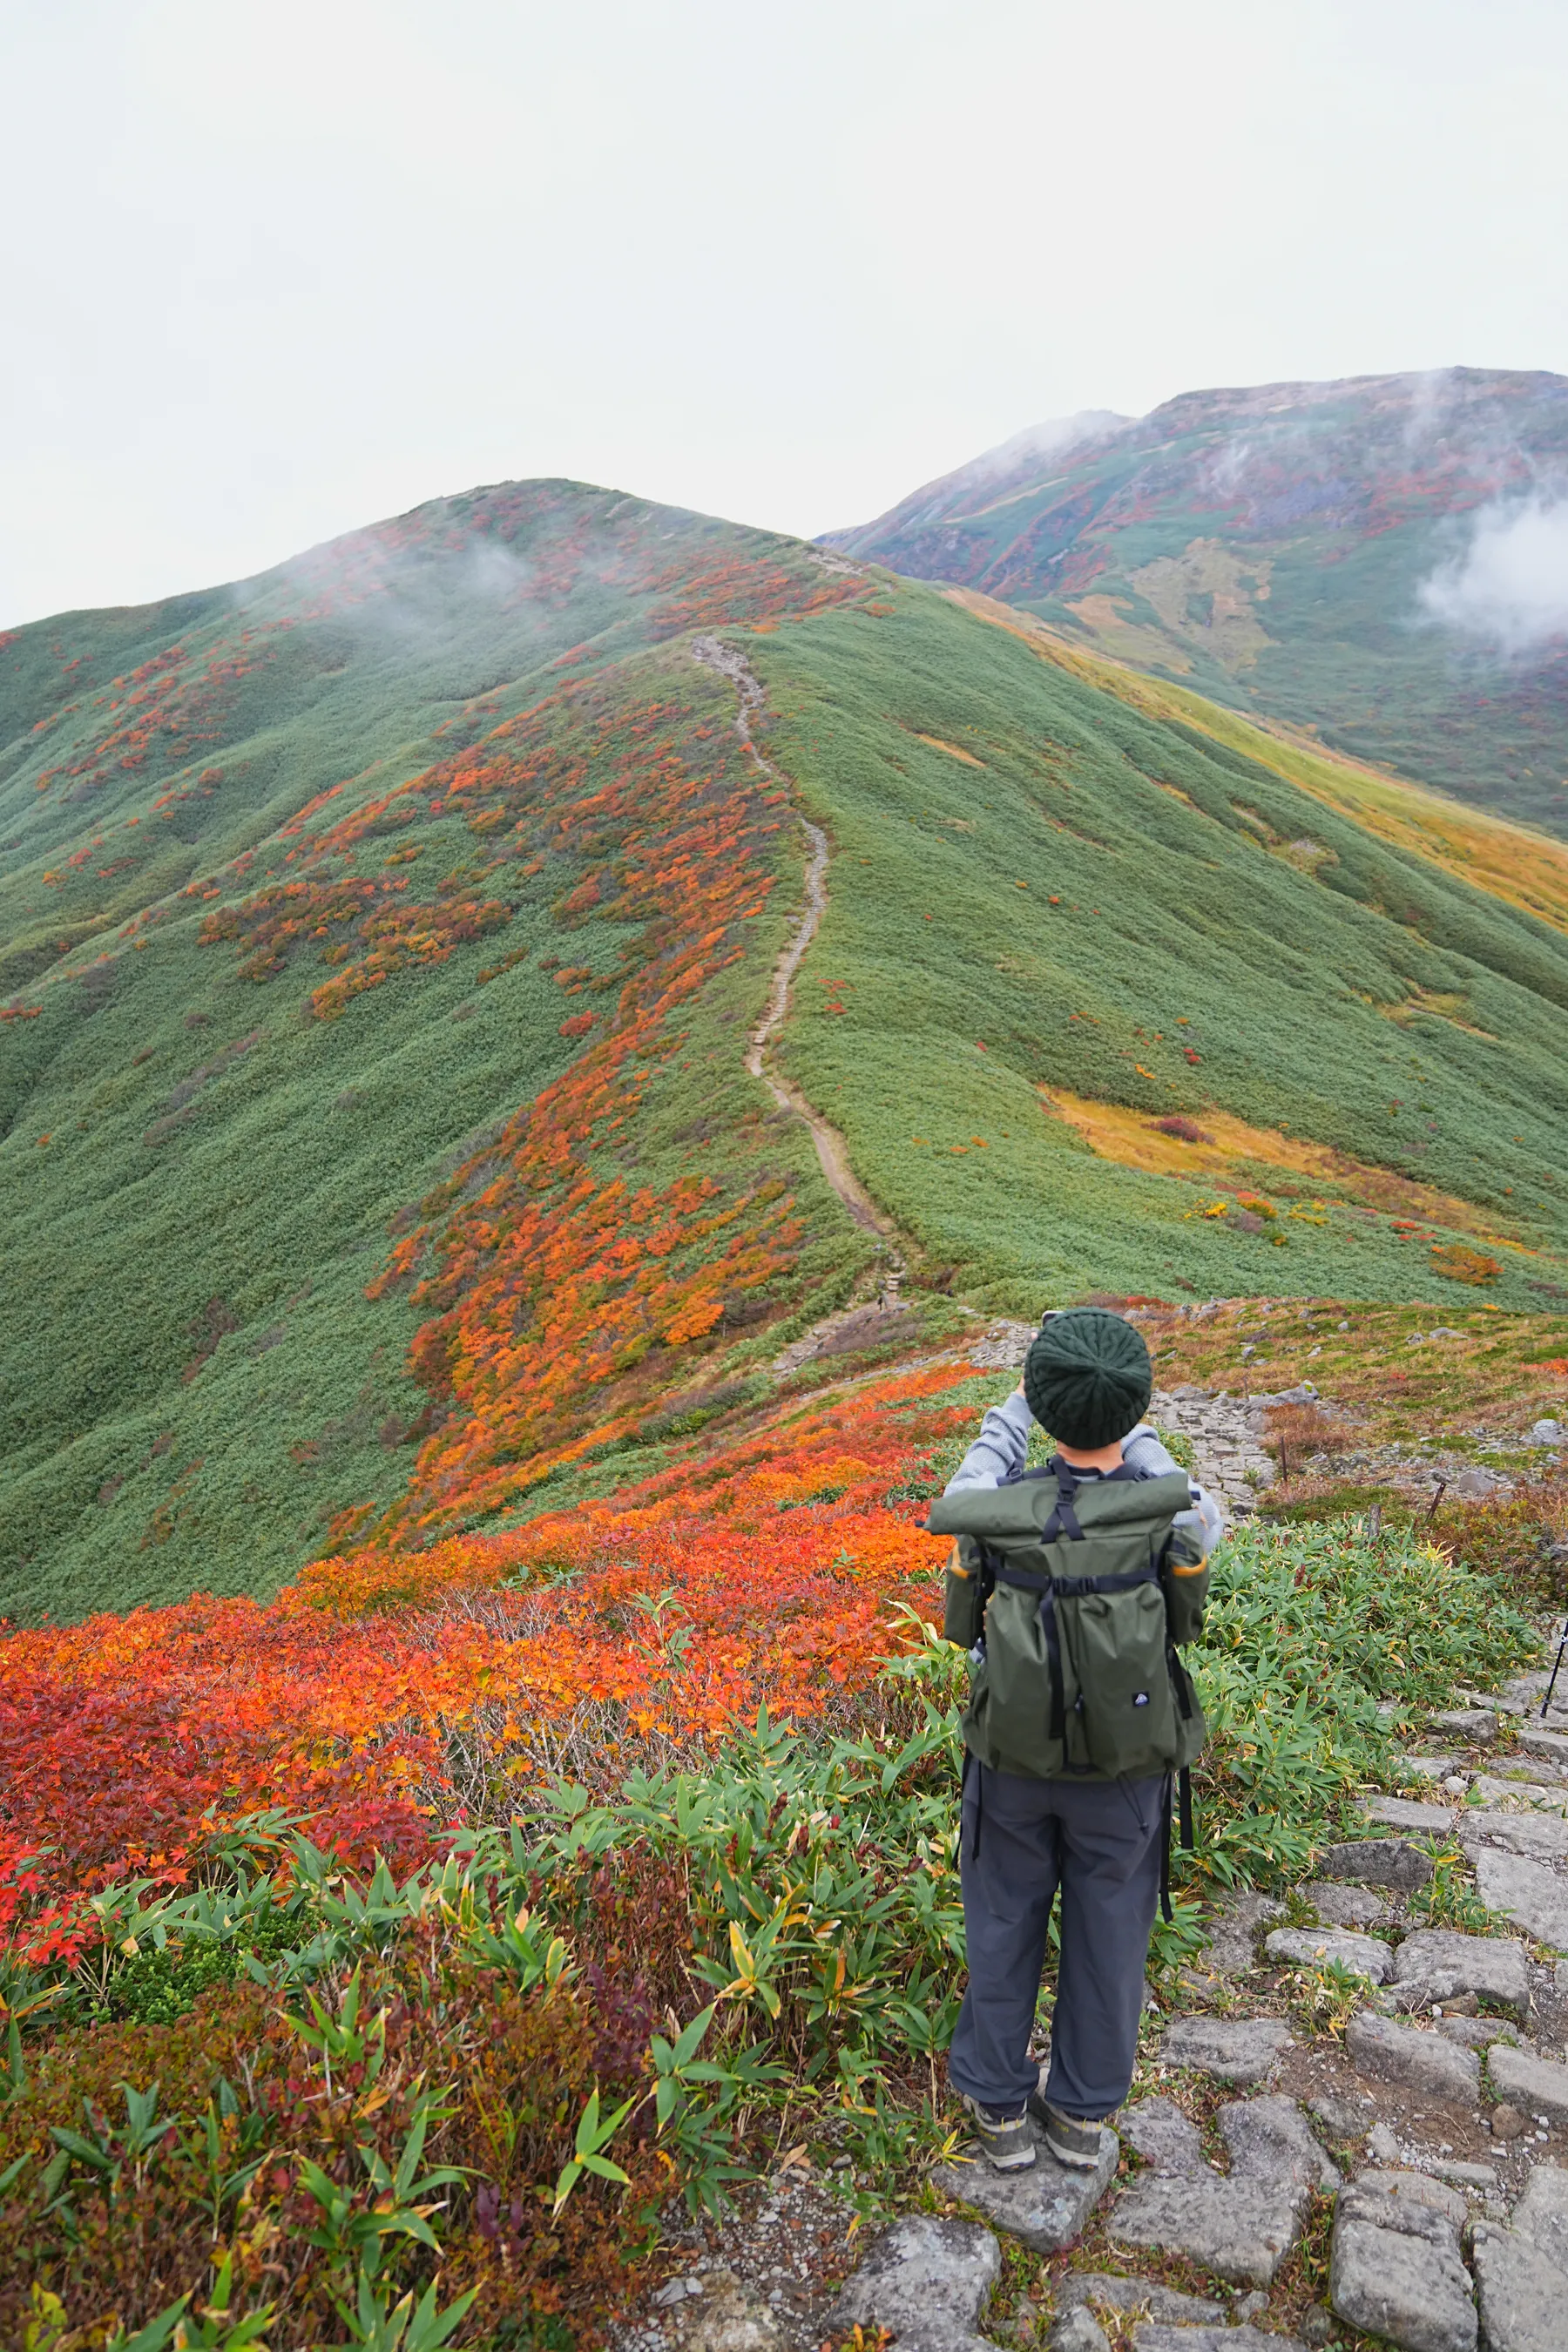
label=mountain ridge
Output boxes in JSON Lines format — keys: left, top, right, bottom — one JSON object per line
{"left": 8, "top": 476, "right": 1568, "bottom": 1625}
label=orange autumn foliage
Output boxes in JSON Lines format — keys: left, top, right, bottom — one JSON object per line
{"left": 0, "top": 1363, "right": 969, "bottom": 1927}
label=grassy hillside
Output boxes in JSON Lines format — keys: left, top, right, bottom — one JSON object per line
{"left": 745, "top": 585, "right": 1568, "bottom": 1315}
{"left": 822, "top": 369, "right": 1568, "bottom": 833}
{"left": 8, "top": 483, "right": 1568, "bottom": 1624}
{"left": 0, "top": 490, "right": 875, "bottom": 1622}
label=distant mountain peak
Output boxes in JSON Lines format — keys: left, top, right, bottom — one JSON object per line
{"left": 821, "top": 368, "right": 1568, "bottom": 832}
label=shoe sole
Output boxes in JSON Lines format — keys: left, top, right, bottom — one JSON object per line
{"left": 1044, "top": 2141, "right": 1099, "bottom": 2170}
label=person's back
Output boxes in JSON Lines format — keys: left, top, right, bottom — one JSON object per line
{"left": 926, "top": 1307, "right": 1221, "bottom": 2173}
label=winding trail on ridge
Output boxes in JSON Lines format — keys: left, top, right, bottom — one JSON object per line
{"left": 690, "top": 636, "right": 905, "bottom": 1296}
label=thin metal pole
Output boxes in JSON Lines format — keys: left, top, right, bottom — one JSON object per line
{"left": 1542, "top": 1621, "right": 1568, "bottom": 1719}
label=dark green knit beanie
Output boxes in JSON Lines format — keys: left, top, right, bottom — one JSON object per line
{"left": 1023, "top": 1308, "right": 1152, "bottom": 1449}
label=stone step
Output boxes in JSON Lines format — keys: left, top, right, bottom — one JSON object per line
{"left": 1299, "top": 1879, "right": 1393, "bottom": 1927}
{"left": 1128, "top": 2328, "right": 1308, "bottom": 2352}
{"left": 1461, "top": 1808, "right": 1568, "bottom": 1862}
{"left": 1347, "top": 2010, "right": 1483, "bottom": 2105}
{"left": 1159, "top": 2015, "right": 1294, "bottom": 2085}
{"left": 827, "top": 2215, "right": 1000, "bottom": 2352}
{"left": 1470, "top": 2225, "right": 1568, "bottom": 2352}
{"left": 1471, "top": 1848, "right": 1568, "bottom": 1950}
{"left": 1362, "top": 1794, "right": 1458, "bottom": 1834}
{"left": 1053, "top": 2274, "right": 1224, "bottom": 2327}
{"left": 1108, "top": 2173, "right": 1308, "bottom": 2290}
{"left": 1429, "top": 1708, "right": 1499, "bottom": 1741}
{"left": 1390, "top": 1926, "right": 1532, "bottom": 2017}
{"left": 1329, "top": 2175, "right": 1477, "bottom": 2352}
{"left": 1318, "top": 1836, "right": 1435, "bottom": 1893}
{"left": 1264, "top": 1925, "right": 1393, "bottom": 1981}
{"left": 930, "top": 2122, "right": 1118, "bottom": 2254}
{"left": 1470, "top": 1773, "right": 1568, "bottom": 1816}
{"left": 1488, "top": 2041, "right": 1568, "bottom": 2128}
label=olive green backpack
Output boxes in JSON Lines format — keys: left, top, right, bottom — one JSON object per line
{"left": 927, "top": 1457, "right": 1209, "bottom": 1828}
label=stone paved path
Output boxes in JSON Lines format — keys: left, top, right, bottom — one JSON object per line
{"left": 813, "top": 1670, "right": 1568, "bottom": 2352}
{"left": 631, "top": 1351, "right": 1568, "bottom": 2352}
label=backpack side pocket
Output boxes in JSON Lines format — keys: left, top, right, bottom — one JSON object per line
{"left": 943, "top": 1538, "right": 985, "bottom": 1650}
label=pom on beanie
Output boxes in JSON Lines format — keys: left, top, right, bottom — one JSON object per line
{"left": 1023, "top": 1308, "right": 1152, "bottom": 1450}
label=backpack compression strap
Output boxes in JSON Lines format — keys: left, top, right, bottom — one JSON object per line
{"left": 1041, "top": 1456, "right": 1085, "bottom": 1542}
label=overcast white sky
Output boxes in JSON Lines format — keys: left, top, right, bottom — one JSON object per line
{"left": 5, "top": 0, "right": 1568, "bottom": 627}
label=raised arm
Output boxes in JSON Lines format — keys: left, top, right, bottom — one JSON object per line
{"left": 1122, "top": 1423, "right": 1226, "bottom": 1556}
{"left": 943, "top": 1384, "right": 1034, "bottom": 1494}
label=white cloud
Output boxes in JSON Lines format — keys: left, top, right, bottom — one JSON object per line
{"left": 1420, "top": 492, "right": 1568, "bottom": 652}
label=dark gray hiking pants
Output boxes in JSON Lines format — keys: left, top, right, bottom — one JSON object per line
{"left": 946, "top": 1759, "right": 1166, "bottom": 2119}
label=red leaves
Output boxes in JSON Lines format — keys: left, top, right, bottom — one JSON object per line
{"left": 0, "top": 1364, "right": 972, "bottom": 1923}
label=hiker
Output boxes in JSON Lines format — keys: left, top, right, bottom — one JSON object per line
{"left": 927, "top": 1308, "right": 1223, "bottom": 2173}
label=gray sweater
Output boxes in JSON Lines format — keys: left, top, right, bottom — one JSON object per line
{"left": 943, "top": 1388, "right": 1225, "bottom": 1556}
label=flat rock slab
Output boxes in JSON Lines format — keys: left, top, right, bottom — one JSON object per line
{"left": 1511, "top": 2161, "right": 1568, "bottom": 2272}
{"left": 672, "top": 2274, "right": 789, "bottom": 2352}
{"left": 1130, "top": 2331, "right": 1309, "bottom": 2352}
{"left": 1472, "top": 1848, "right": 1568, "bottom": 1950}
{"left": 1392, "top": 1926, "right": 1532, "bottom": 2017}
{"left": 1055, "top": 2273, "right": 1223, "bottom": 2325}
{"left": 933, "top": 2125, "right": 1117, "bottom": 2254}
{"left": 1159, "top": 2015, "right": 1294, "bottom": 2085}
{"left": 828, "top": 2216, "right": 1003, "bottom": 2352}
{"left": 1108, "top": 2173, "right": 1308, "bottom": 2287}
{"left": 1470, "top": 1775, "right": 1568, "bottom": 1817}
{"left": 1518, "top": 1724, "right": 1568, "bottom": 1762}
{"left": 1310, "top": 2090, "right": 1375, "bottom": 2139}
{"left": 1219, "top": 2095, "right": 1341, "bottom": 2192}
{"left": 1119, "top": 2097, "right": 1210, "bottom": 2178}
{"left": 1354, "top": 2171, "right": 1470, "bottom": 2227}
{"left": 1461, "top": 1809, "right": 1568, "bottom": 1862}
{"left": 1319, "top": 1837, "right": 1435, "bottom": 1892}
{"left": 1470, "top": 2221, "right": 1568, "bottom": 2352}
{"left": 1364, "top": 1794, "right": 1459, "bottom": 1833}
{"left": 1200, "top": 1891, "right": 1285, "bottom": 1977}
{"left": 1265, "top": 1925, "right": 1394, "bottom": 1980}
{"left": 1489, "top": 2042, "right": 1568, "bottom": 2127}
{"left": 1330, "top": 2214, "right": 1477, "bottom": 2352}
{"left": 1436, "top": 2013, "right": 1523, "bottom": 2050}
{"left": 1429, "top": 1709, "right": 1498, "bottom": 1741}
{"left": 1048, "top": 2313, "right": 1108, "bottom": 2352}
{"left": 1300, "top": 1878, "right": 1393, "bottom": 1927}
{"left": 1347, "top": 2010, "right": 1482, "bottom": 2105}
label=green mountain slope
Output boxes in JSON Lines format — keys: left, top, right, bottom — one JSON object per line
{"left": 821, "top": 370, "right": 1568, "bottom": 833}
{"left": 7, "top": 482, "right": 1568, "bottom": 1625}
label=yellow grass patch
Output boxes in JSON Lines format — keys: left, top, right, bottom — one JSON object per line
{"left": 914, "top": 731, "right": 986, "bottom": 767}
{"left": 947, "top": 587, "right": 1568, "bottom": 939}
{"left": 1377, "top": 987, "right": 1497, "bottom": 1040}
{"left": 1061, "top": 594, "right": 1193, "bottom": 674}
{"left": 1037, "top": 1085, "right": 1522, "bottom": 1248}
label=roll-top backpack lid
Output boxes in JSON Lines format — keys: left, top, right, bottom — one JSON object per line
{"left": 927, "top": 1463, "right": 1193, "bottom": 1541}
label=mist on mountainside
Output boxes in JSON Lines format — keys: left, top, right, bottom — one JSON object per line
{"left": 824, "top": 368, "right": 1568, "bottom": 833}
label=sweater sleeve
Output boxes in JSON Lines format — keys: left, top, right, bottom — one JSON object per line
{"left": 1122, "top": 1422, "right": 1226, "bottom": 1557}
{"left": 943, "top": 1388, "right": 1035, "bottom": 1494}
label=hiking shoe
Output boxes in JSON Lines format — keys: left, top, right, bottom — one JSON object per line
{"left": 1029, "top": 2096, "right": 1106, "bottom": 2170}
{"left": 959, "top": 2095, "right": 1036, "bottom": 2171}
